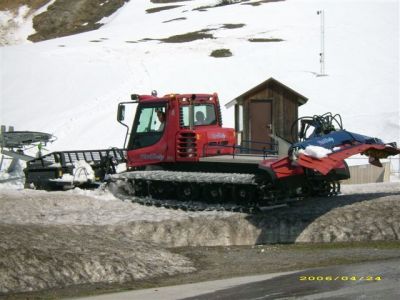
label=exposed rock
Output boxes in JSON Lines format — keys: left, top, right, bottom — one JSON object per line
{"left": 28, "top": 0, "right": 130, "bottom": 42}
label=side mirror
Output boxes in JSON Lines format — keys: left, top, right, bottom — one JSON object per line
{"left": 117, "top": 104, "right": 125, "bottom": 122}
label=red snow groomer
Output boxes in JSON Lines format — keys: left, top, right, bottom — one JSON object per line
{"left": 110, "top": 93, "right": 400, "bottom": 212}
{"left": 24, "top": 92, "right": 399, "bottom": 211}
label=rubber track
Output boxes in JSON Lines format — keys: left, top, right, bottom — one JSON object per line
{"left": 110, "top": 170, "right": 261, "bottom": 213}
{"left": 109, "top": 170, "right": 340, "bottom": 213}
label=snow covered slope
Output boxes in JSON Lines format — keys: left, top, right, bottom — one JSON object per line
{"left": 1, "top": 0, "right": 399, "bottom": 152}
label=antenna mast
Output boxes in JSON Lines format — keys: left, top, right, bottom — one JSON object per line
{"left": 317, "top": 10, "right": 327, "bottom": 76}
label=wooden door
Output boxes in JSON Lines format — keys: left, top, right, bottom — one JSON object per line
{"left": 248, "top": 100, "right": 273, "bottom": 153}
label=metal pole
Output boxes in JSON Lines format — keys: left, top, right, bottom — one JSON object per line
{"left": 317, "top": 10, "right": 326, "bottom": 76}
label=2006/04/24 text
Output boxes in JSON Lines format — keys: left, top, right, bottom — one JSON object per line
{"left": 299, "top": 276, "right": 382, "bottom": 281}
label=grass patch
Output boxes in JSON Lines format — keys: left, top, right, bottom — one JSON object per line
{"left": 140, "top": 38, "right": 155, "bottom": 42}
{"left": 28, "top": 0, "right": 127, "bottom": 42}
{"left": 210, "top": 48, "right": 233, "bottom": 58}
{"left": 146, "top": 5, "right": 182, "bottom": 13}
{"left": 139, "top": 24, "right": 243, "bottom": 44}
{"left": 221, "top": 23, "right": 245, "bottom": 29}
{"left": 160, "top": 30, "right": 214, "bottom": 43}
{"left": 248, "top": 38, "right": 284, "bottom": 42}
{"left": 151, "top": 0, "right": 191, "bottom": 3}
{"left": 193, "top": 0, "right": 247, "bottom": 11}
{"left": 216, "top": 0, "right": 240, "bottom": 6}
{"left": 163, "top": 17, "right": 187, "bottom": 23}
{"left": 242, "top": 0, "right": 284, "bottom": 6}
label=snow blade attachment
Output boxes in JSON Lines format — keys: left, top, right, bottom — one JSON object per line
{"left": 296, "top": 143, "right": 400, "bottom": 175}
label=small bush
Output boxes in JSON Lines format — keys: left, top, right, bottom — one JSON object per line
{"left": 210, "top": 48, "right": 233, "bottom": 58}
{"left": 151, "top": 0, "right": 190, "bottom": 3}
{"left": 242, "top": 0, "right": 284, "bottom": 6}
{"left": 222, "top": 23, "right": 245, "bottom": 29}
{"left": 163, "top": 17, "right": 187, "bottom": 23}
{"left": 216, "top": 0, "right": 241, "bottom": 6}
{"left": 248, "top": 38, "right": 284, "bottom": 42}
{"left": 146, "top": 5, "right": 181, "bottom": 13}
{"left": 194, "top": 0, "right": 246, "bottom": 11}
{"left": 161, "top": 30, "right": 214, "bottom": 43}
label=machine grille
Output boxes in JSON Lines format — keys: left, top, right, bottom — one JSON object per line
{"left": 177, "top": 132, "right": 197, "bottom": 158}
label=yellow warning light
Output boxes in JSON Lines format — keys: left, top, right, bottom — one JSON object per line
{"left": 196, "top": 134, "right": 201, "bottom": 140}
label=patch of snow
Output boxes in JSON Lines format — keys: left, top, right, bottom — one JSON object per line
{"left": 0, "top": 187, "right": 235, "bottom": 225}
{"left": 73, "top": 160, "right": 95, "bottom": 181}
{"left": 0, "top": 178, "right": 24, "bottom": 190}
{"left": 50, "top": 160, "right": 95, "bottom": 183}
{"left": 2, "top": 0, "right": 397, "bottom": 152}
{"left": 0, "top": 160, "right": 25, "bottom": 190}
{"left": 116, "top": 162, "right": 127, "bottom": 173}
{"left": 0, "top": 0, "right": 56, "bottom": 45}
{"left": 0, "top": 6, "right": 32, "bottom": 45}
{"left": 340, "top": 181, "right": 400, "bottom": 195}
{"left": 65, "top": 186, "right": 118, "bottom": 201}
{"left": 390, "top": 174, "right": 400, "bottom": 182}
{"left": 51, "top": 173, "right": 74, "bottom": 183}
{"left": 299, "top": 145, "right": 332, "bottom": 159}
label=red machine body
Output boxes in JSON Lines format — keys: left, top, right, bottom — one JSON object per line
{"left": 112, "top": 95, "right": 399, "bottom": 210}
{"left": 24, "top": 92, "right": 399, "bottom": 211}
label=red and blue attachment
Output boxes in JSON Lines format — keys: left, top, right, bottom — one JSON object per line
{"left": 263, "top": 113, "right": 399, "bottom": 181}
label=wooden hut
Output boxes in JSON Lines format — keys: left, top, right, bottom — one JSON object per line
{"left": 225, "top": 77, "right": 308, "bottom": 155}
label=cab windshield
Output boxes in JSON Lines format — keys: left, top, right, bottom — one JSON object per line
{"left": 136, "top": 106, "right": 166, "bottom": 132}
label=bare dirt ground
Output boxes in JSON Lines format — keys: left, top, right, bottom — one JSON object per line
{"left": 3, "top": 242, "right": 400, "bottom": 299}
{"left": 0, "top": 182, "right": 399, "bottom": 298}
{"left": 0, "top": 0, "right": 129, "bottom": 45}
